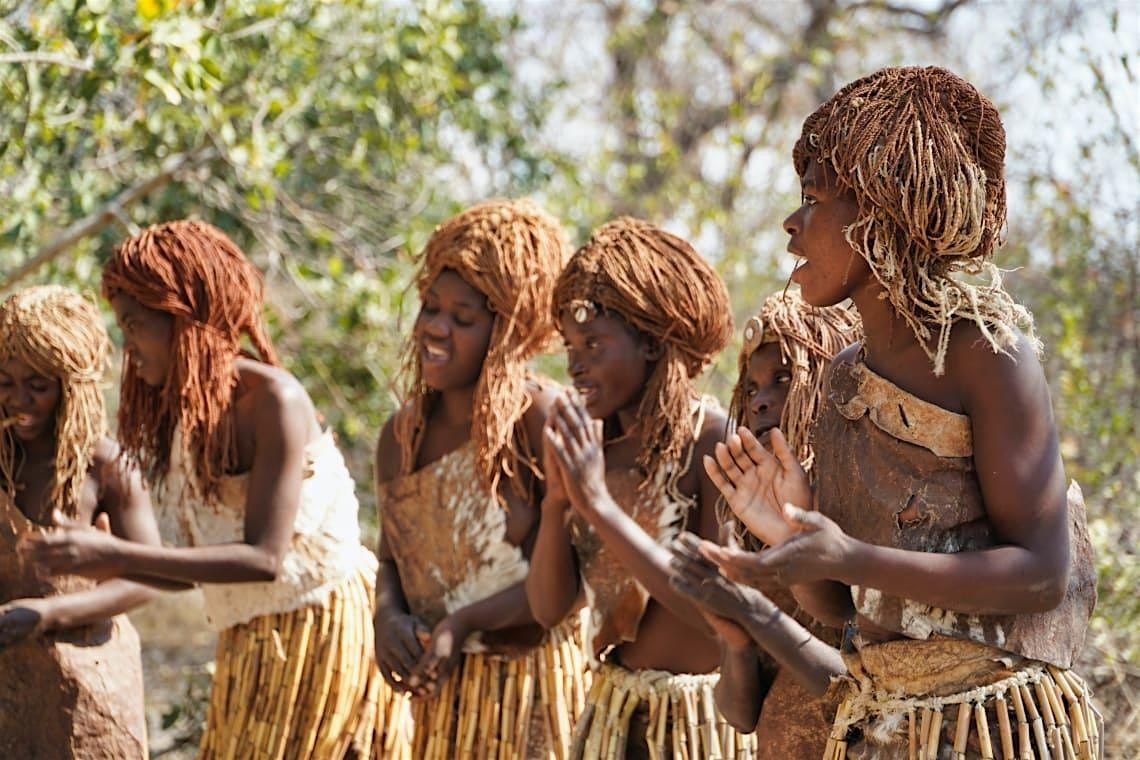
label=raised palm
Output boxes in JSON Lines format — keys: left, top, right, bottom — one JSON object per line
{"left": 703, "top": 427, "right": 810, "bottom": 546}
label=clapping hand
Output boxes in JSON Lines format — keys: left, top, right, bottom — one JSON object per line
{"left": 702, "top": 427, "right": 810, "bottom": 547}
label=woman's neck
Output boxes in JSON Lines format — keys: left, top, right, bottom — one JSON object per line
{"left": 434, "top": 385, "right": 477, "bottom": 429}
{"left": 850, "top": 284, "right": 919, "bottom": 366}
{"left": 18, "top": 432, "right": 56, "bottom": 462}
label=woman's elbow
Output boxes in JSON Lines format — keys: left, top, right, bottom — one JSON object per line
{"left": 1030, "top": 571, "right": 1067, "bottom": 612}
{"left": 1019, "top": 556, "right": 1069, "bottom": 613}
{"left": 250, "top": 547, "right": 286, "bottom": 582}
{"left": 713, "top": 687, "right": 761, "bottom": 733}
{"left": 723, "top": 710, "right": 759, "bottom": 734}
{"left": 525, "top": 575, "right": 575, "bottom": 629}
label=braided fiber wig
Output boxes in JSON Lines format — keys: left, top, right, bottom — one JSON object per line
{"left": 553, "top": 217, "right": 732, "bottom": 483}
{"left": 102, "top": 220, "right": 279, "bottom": 499}
{"left": 0, "top": 286, "right": 111, "bottom": 518}
{"left": 729, "top": 289, "right": 860, "bottom": 472}
{"left": 793, "top": 66, "right": 1036, "bottom": 375}
{"left": 396, "top": 198, "right": 570, "bottom": 498}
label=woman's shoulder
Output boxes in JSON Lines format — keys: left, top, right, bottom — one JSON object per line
{"left": 237, "top": 358, "right": 314, "bottom": 411}
{"left": 374, "top": 409, "right": 407, "bottom": 486}
{"left": 946, "top": 324, "right": 1045, "bottom": 410}
{"left": 90, "top": 436, "right": 143, "bottom": 510}
{"left": 90, "top": 436, "right": 127, "bottom": 484}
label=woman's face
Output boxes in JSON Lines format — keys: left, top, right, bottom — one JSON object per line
{"left": 741, "top": 343, "right": 791, "bottom": 439}
{"left": 783, "top": 159, "right": 872, "bottom": 308}
{"left": 559, "top": 310, "right": 657, "bottom": 421}
{"left": 110, "top": 293, "right": 174, "bottom": 387}
{"left": 0, "top": 357, "right": 61, "bottom": 443}
{"left": 414, "top": 269, "right": 495, "bottom": 392}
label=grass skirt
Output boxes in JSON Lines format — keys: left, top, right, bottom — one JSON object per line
{"left": 410, "top": 620, "right": 589, "bottom": 759}
{"left": 826, "top": 638, "right": 1103, "bottom": 760}
{"left": 569, "top": 661, "right": 758, "bottom": 759}
{"left": 199, "top": 566, "right": 412, "bottom": 759}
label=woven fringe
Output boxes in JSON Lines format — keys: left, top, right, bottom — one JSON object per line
{"left": 198, "top": 566, "right": 412, "bottom": 760}
{"left": 411, "top": 619, "right": 590, "bottom": 759}
{"left": 826, "top": 664, "right": 1103, "bottom": 760}
{"left": 569, "top": 662, "right": 758, "bottom": 760}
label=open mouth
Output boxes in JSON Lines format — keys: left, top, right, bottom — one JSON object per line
{"left": 421, "top": 343, "right": 450, "bottom": 364}
{"left": 573, "top": 383, "right": 600, "bottom": 407}
{"left": 2, "top": 414, "right": 42, "bottom": 433}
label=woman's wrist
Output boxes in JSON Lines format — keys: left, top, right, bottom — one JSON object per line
{"left": 832, "top": 537, "right": 869, "bottom": 587}
{"left": 573, "top": 483, "right": 617, "bottom": 521}
{"left": 741, "top": 596, "right": 783, "bottom": 640}
{"left": 541, "top": 493, "right": 570, "bottom": 515}
{"left": 445, "top": 607, "right": 476, "bottom": 642}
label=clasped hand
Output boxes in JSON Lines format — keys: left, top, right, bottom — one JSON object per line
{"left": 374, "top": 607, "right": 472, "bottom": 699}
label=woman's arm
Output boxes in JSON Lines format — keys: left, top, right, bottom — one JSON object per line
{"left": 414, "top": 580, "right": 541, "bottom": 694}
{"left": 525, "top": 410, "right": 581, "bottom": 628}
{"left": 718, "top": 335, "right": 1071, "bottom": 616}
{"left": 671, "top": 534, "right": 845, "bottom": 699}
{"left": 41, "top": 447, "right": 163, "bottom": 624}
{"left": 546, "top": 396, "right": 723, "bottom": 628}
{"left": 713, "top": 638, "right": 769, "bottom": 732}
{"left": 1, "top": 442, "right": 163, "bottom": 646}
{"left": 29, "top": 379, "right": 316, "bottom": 585}
{"left": 372, "top": 417, "right": 430, "bottom": 692}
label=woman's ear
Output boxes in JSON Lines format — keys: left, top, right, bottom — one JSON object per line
{"left": 640, "top": 335, "right": 663, "bottom": 362}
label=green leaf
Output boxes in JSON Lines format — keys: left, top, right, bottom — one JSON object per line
{"left": 142, "top": 69, "right": 182, "bottom": 105}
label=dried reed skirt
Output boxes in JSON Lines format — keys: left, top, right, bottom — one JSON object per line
{"left": 198, "top": 565, "right": 412, "bottom": 760}
{"left": 825, "top": 638, "right": 1103, "bottom": 760}
{"left": 570, "top": 662, "right": 758, "bottom": 760}
{"left": 410, "top": 621, "right": 589, "bottom": 760}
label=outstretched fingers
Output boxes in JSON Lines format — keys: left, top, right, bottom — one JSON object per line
{"left": 725, "top": 433, "right": 760, "bottom": 476}
{"left": 543, "top": 424, "right": 574, "bottom": 473}
{"left": 736, "top": 427, "right": 776, "bottom": 468}
{"left": 768, "top": 429, "right": 803, "bottom": 481}
{"left": 703, "top": 455, "right": 737, "bottom": 501}
{"left": 567, "top": 395, "right": 600, "bottom": 445}
{"left": 713, "top": 441, "right": 748, "bottom": 487}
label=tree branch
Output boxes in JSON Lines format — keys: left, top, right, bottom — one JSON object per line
{"left": 0, "top": 51, "right": 93, "bottom": 70}
{"left": 0, "top": 147, "right": 218, "bottom": 293}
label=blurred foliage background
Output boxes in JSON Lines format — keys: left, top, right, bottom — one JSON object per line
{"left": 2, "top": 0, "right": 1136, "bottom": 754}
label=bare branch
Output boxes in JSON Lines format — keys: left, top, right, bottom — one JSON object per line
{"left": 0, "top": 147, "right": 219, "bottom": 293}
{"left": 0, "top": 51, "right": 93, "bottom": 70}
